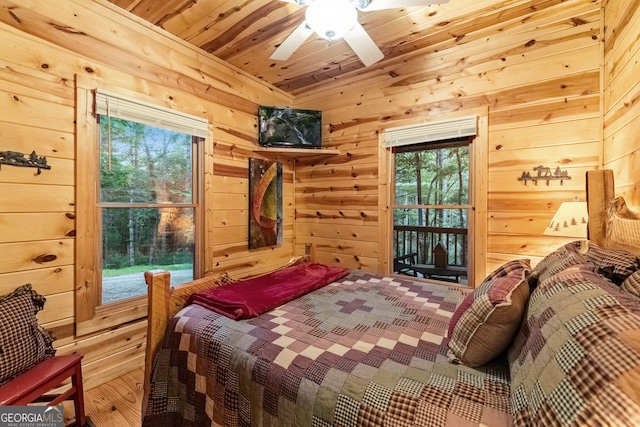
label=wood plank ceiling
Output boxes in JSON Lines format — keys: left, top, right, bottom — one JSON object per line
{"left": 105, "top": 0, "right": 585, "bottom": 97}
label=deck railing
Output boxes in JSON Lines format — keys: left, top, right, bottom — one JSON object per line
{"left": 393, "top": 225, "right": 468, "bottom": 269}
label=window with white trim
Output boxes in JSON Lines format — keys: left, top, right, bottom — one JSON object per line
{"left": 75, "top": 87, "right": 207, "bottom": 334}
{"left": 386, "top": 116, "right": 476, "bottom": 285}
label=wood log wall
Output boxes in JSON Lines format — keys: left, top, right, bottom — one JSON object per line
{"left": 295, "top": 0, "right": 607, "bottom": 275}
{"left": 0, "top": 0, "right": 638, "bottom": 390}
{"left": 603, "top": 0, "right": 640, "bottom": 204}
{"left": 0, "top": 0, "right": 294, "bottom": 389}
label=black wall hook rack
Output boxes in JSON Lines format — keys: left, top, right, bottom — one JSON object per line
{"left": 518, "top": 165, "right": 571, "bottom": 186}
{"left": 0, "top": 150, "right": 51, "bottom": 174}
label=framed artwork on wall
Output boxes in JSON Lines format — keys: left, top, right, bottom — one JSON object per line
{"left": 249, "top": 157, "right": 283, "bottom": 249}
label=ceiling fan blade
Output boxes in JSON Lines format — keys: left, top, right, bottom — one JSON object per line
{"left": 270, "top": 22, "right": 314, "bottom": 61}
{"left": 364, "top": 0, "right": 449, "bottom": 11}
{"left": 343, "top": 22, "right": 384, "bottom": 67}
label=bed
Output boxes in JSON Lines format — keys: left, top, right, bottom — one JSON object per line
{"left": 142, "top": 169, "right": 640, "bottom": 427}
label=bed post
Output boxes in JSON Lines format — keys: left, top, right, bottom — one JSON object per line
{"left": 142, "top": 270, "right": 172, "bottom": 417}
{"left": 586, "top": 170, "right": 615, "bottom": 246}
{"left": 305, "top": 243, "right": 317, "bottom": 262}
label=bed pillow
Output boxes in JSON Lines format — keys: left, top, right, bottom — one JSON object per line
{"left": 484, "top": 258, "right": 531, "bottom": 281}
{"left": 0, "top": 284, "right": 56, "bottom": 386}
{"left": 447, "top": 261, "right": 530, "bottom": 367}
{"left": 583, "top": 241, "right": 640, "bottom": 285}
{"left": 533, "top": 241, "right": 588, "bottom": 284}
{"left": 448, "top": 259, "right": 531, "bottom": 335}
{"left": 621, "top": 270, "right": 640, "bottom": 298}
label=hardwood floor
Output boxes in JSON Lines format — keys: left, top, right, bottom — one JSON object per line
{"left": 63, "top": 367, "right": 144, "bottom": 427}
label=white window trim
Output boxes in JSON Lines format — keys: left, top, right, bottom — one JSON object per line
{"left": 95, "top": 90, "right": 208, "bottom": 138}
{"left": 379, "top": 112, "right": 488, "bottom": 287}
{"left": 75, "top": 82, "right": 206, "bottom": 336}
{"left": 384, "top": 115, "right": 477, "bottom": 148}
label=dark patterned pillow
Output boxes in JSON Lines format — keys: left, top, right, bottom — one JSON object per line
{"left": 584, "top": 242, "right": 640, "bottom": 285}
{"left": 450, "top": 259, "right": 531, "bottom": 332}
{"left": 0, "top": 284, "right": 56, "bottom": 386}
{"left": 535, "top": 262, "right": 601, "bottom": 289}
{"left": 447, "top": 261, "right": 530, "bottom": 367}
{"left": 533, "top": 241, "right": 588, "bottom": 284}
{"left": 484, "top": 258, "right": 531, "bottom": 282}
{"left": 621, "top": 270, "right": 640, "bottom": 298}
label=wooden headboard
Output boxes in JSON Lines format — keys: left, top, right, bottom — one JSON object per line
{"left": 586, "top": 169, "right": 615, "bottom": 246}
{"left": 587, "top": 170, "right": 640, "bottom": 256}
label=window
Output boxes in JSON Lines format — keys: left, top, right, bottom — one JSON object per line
{"left": 393, "top": 138, "right": 471, "bottom": 284}
{"left": 75, "top": 86, "right": 207, "bottom": 335}
{"left": 384, "top": 115, "right": 479, "bottom": 285}
{"left": 98, "top": 117, "right": 199, "bottom": 303}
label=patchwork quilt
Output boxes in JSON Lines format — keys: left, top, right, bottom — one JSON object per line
{"left": 509, "top": 266, "right": 640, "bottom": 426}
{"left": 143, "top": 272, "right": 513, "bottom": 427}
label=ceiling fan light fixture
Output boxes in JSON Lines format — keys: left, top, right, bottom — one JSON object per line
{"left": 349, "top": 0, "right": 371, "bottom": 9}
{"left": 305, "top": 0, "right": 358, "bottom": 40}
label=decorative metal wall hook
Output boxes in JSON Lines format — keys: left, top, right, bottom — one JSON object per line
{"left": 0, "top": 150, "right": 51, "bottom": 174}
{"left": 518, "top": 165, "right": 570, "bottom": 186}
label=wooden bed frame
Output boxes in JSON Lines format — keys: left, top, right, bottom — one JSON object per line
{"left": 143, "top": 243, "right": 316, "bottom": 404}
{"left": 142, "top": 169, "right": 639, "bottom": 410}
{"left": 587, "top": 169, "right": 640, "bottom": 256}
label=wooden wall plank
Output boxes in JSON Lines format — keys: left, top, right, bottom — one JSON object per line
{"left": 0, "top": 265, "right": 73, "bottom": 296}
{"left": 0, "top": 121, "right": 74, "bottom": 160}
{"left": 0, "top": 183, "right": 74, "bottom": 212}
{"left": 603, "top": 0, "right": 640, "bottom": 209}
{"left": 0, "top": 212, "right": 75, "bottom": 243}
{"left": 0, "top": 90, "right": 74, "bottom": 132}
{"left": 0, "top": 240, "right": 73, "bottom": 273}
{"left": 0, "top": 158, "right": 74, "bottom": 185}
{"left": 38, "top": 291, "right": 73, "bottom": 324}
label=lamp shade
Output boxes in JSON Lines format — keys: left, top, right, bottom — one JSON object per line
{"left": 306, "top": 0, "right": 357, "bottom": 40}
{"left": 543, "top": 201, "right": 588, "bottom": 238}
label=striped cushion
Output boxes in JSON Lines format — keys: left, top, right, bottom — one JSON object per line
{"left": 447, "top": 260, "right": 531, "bottom": 367}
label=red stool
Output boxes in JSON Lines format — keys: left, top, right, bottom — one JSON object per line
{"left": 0, "top": 353, "right": 87, "bottom": 426}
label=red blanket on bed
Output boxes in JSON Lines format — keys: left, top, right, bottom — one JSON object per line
{"left": 187, "top": 263, "right": 350, "bottom": 319}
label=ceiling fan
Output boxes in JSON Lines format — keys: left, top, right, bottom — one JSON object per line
{"left": 271, "top": 0, "right": 449, "bottom": 67}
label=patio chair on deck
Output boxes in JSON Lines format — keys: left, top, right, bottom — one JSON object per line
{"left": 393, "top": 252, "right": 418, "bottom": 275}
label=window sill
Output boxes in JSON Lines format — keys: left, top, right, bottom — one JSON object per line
{"left": 76, "top": 296, "right": 148, "bottom": 336}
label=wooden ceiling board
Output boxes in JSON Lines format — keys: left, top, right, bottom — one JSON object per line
{"left": 162, "top": 0, "right": 264, "bottom": 42}
{"left": 102, "top": 0, "right": 598, "bottom": 97}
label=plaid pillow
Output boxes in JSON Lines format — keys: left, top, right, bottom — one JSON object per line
{"left": 536, "top": 262, "right": 601, "bottom": 289}
{"left": 447, "top": 263, "right": 530, "bottom": 367}
{"left": 584, "top": 242, "right": 640, "bottom": 285}
{"left": 533, "top": 242, "right": 588, "bottom": 284}
{"left": 0, "top": 284, "right": 56, "bottom": 386}
{"left": 621, "top": 270, "right": 640, "bottom": 298}
{"left": 484, "top": 258, "right": 531, "bottom": 282}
